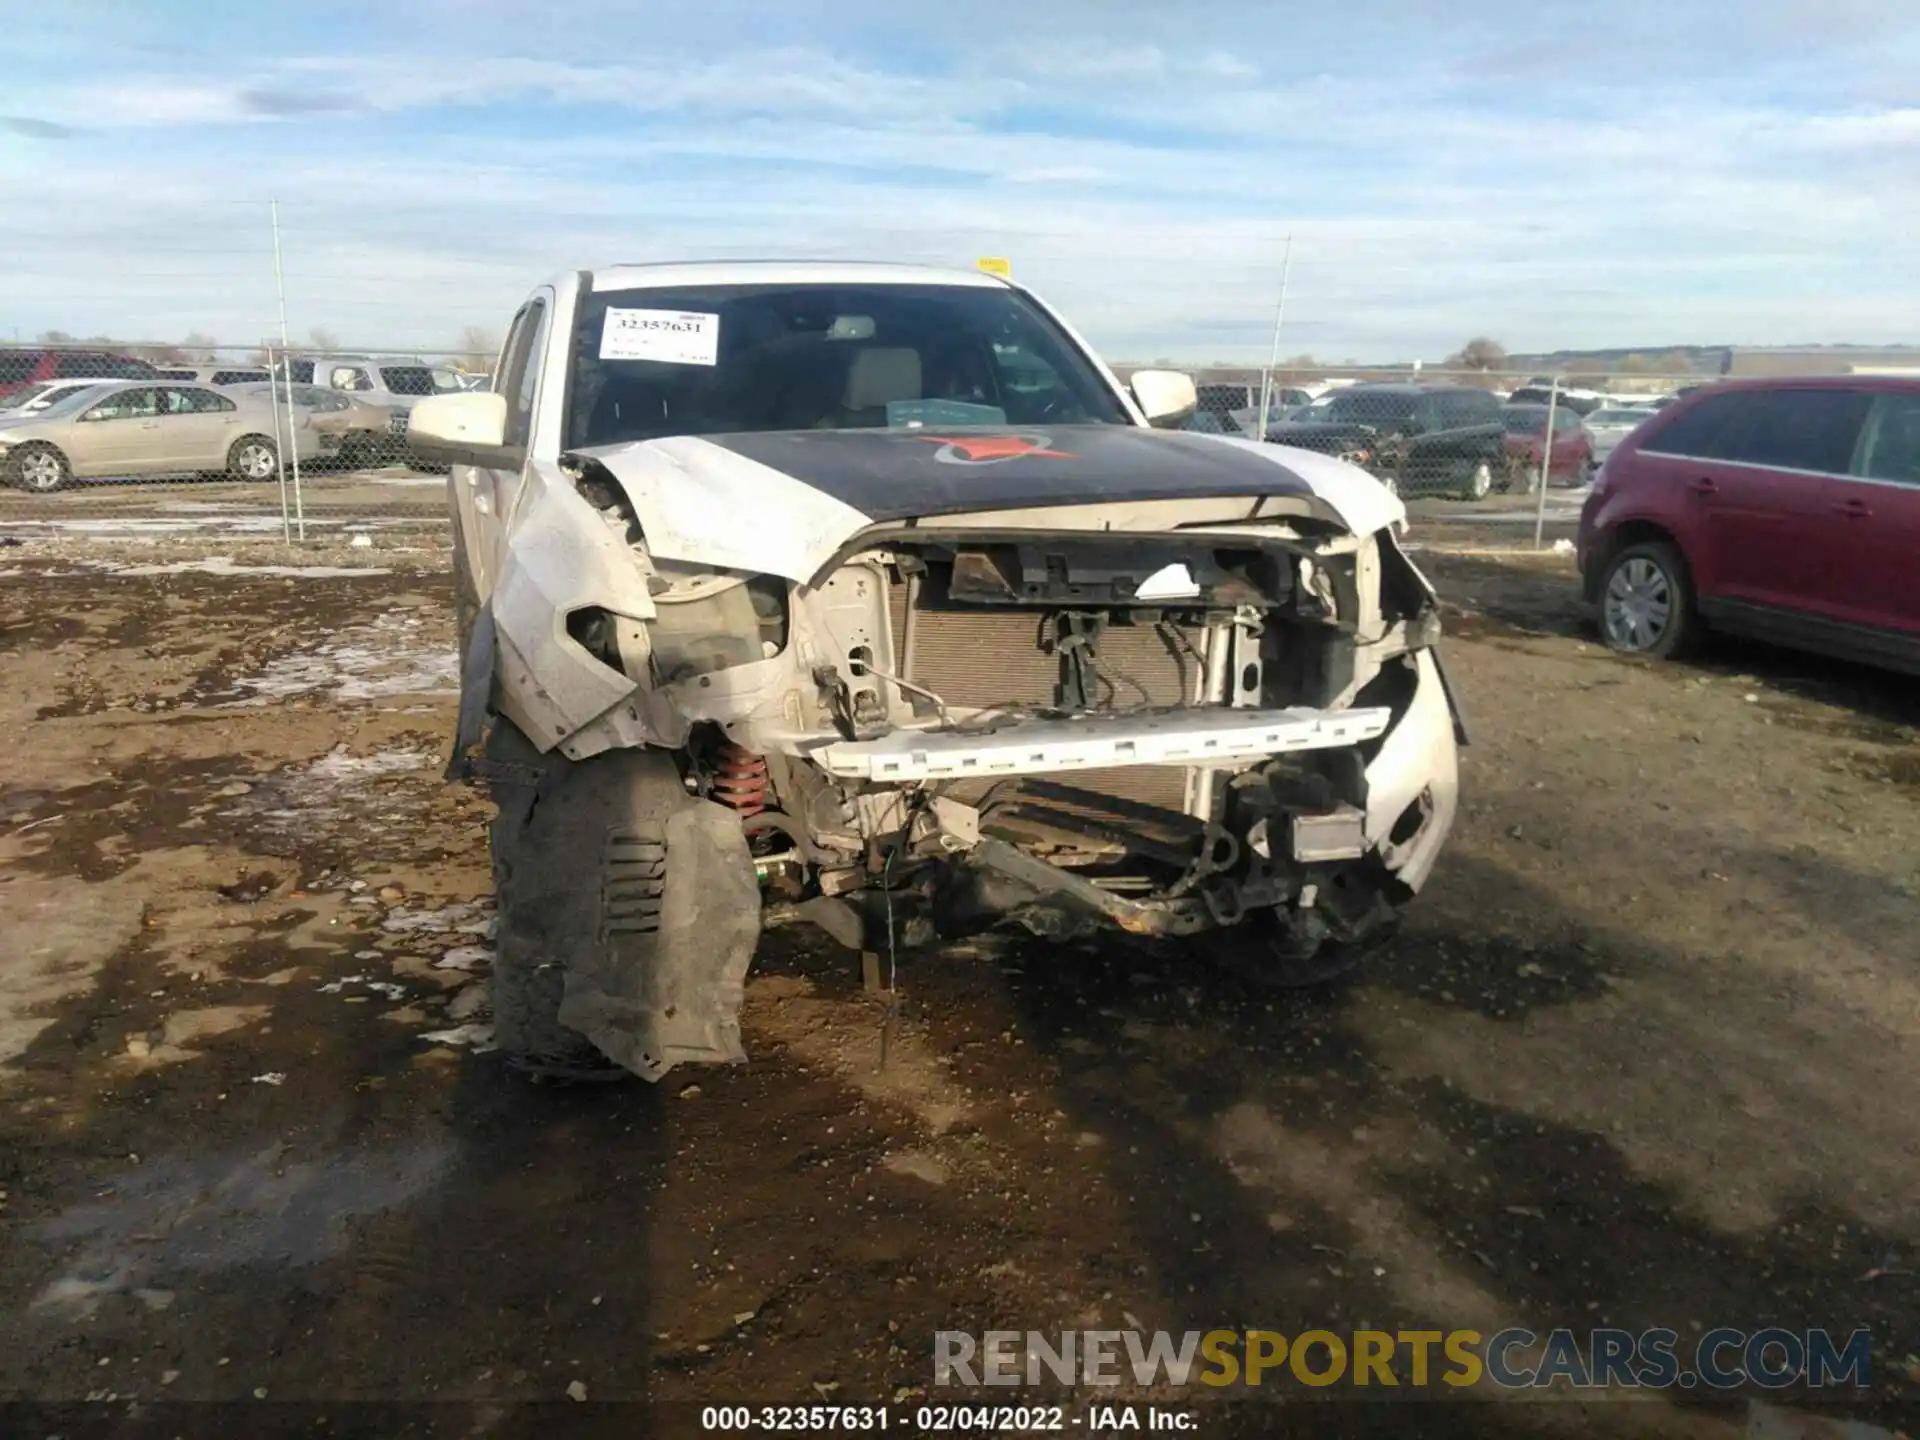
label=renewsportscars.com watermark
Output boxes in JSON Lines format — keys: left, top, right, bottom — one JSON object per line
{"left": 935, "top": 1327, "right": 1873, "bottom": 1393}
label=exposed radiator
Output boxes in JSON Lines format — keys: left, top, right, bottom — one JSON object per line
{"left": 887, "top": 579, "right": 1204, "bottom": 813}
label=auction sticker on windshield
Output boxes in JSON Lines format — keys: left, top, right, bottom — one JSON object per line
{"left": 601, "top": 308, "right": 720, "bottom": 365}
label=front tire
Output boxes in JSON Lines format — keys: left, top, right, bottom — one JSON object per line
{"left": 1599, "top": 540, "right": 1698, "bottom": 659}
{"left": 228, "top": 435, "right": 279, "bottom": 481}
{"left": 11, "top": 443, "right": 71, "bottom": 493}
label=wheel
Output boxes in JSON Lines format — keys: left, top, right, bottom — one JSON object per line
{"left": 1457, "top": 459, "right": 1493, "bottom": 501}
{"left": 1579, "top": 456, "right": 1599, "bottom": 486}
{"left": 485, "top": 718, "right": 694, "bottom": 1079}
{"left": 10, "top": 443, "right": 71, "bottom": 493}
{"left": 1599, "top": 540, "right": 1698, "bottom": 659}
{"left": 228, "top": 435, "right": 279, "bottom": 481}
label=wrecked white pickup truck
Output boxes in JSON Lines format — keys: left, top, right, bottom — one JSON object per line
{"left": 407, "top": 262, "right": 1463, "bottom": 1082}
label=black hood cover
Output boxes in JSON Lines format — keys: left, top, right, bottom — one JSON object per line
{"left": 699, "top": 425, "right": 1314, "bottom": 522}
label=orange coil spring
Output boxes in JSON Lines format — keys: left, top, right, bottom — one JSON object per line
{"left": 712, "top": 742, "right": 770, "bottom": 818}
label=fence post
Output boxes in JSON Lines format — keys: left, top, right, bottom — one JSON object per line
{"left": 286, "top": 363, "right": 306, "bottom": 544}
{"left": 267, "top": 346, "right": 292, "bottom": 544}
{"left": 268, "top": 201, "right": 306, "bottom": 542}
{"left": 1532, "top": 376, "right": 1560, "bottom": 549}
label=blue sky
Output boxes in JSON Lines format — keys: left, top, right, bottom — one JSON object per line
{"left": 2, "top": 0, "right": 1917, "bottom": 362}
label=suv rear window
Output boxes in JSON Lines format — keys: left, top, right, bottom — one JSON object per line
{"left": 53, "top": 353, "right": 156, "bottom": 380}
{"left": 379, "top": 366, "right": 438, "bottom": 396}
{"left": 1446, "top": 389, "right": 1499, "bottom": 423}
{"left": 1195, "top": 384, "right": 1253, "bottom": 412}
{"left": 1327, "top": 390, "right": 1416, "bottom": 425}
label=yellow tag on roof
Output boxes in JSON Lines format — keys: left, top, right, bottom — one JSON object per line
{"left": 976, "top": 257, "right": 1012, "bottom": 279}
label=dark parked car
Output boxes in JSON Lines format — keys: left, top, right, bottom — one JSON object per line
{"left": 0, "top": 348, "right": 157, "bottom": 401}
{"left": 1501, "top": 402, "right": 1595, "bottom": 488}
{"left": 1189, "top": 382, "right": 1316, "bottom": 438}
{"left": 1578, "top": 377, "right": 1920, "bottom": 673}
{"left": 1267, "top": 383, "right": 1506, "bottom": 498}
{"left": 1506, "top": 385, "right": 1603, "bottom": 417}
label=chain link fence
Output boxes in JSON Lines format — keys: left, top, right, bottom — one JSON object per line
{"left": 1149, "top": 363, "right": 1690, "bottom": 498}
{"left": 2, "top": 341, "right": 1699, "bottom": 550}
{"left": 0, "top": 343, "right": 481, "bottom": 545}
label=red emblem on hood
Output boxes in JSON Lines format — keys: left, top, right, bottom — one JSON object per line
{"left": 916, "top": 433, "right": 1076, "bottom": 465}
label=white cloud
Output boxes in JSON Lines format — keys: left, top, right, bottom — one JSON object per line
{"left": 2, "top": 9, "right": 1917, "bottom": 360}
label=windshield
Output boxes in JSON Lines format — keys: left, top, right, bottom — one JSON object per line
{"left": 1325, "top": 390, "right": 1416, "bottom": 425}
{"left": 379, "top": 366, "right": 439, "bottom": 397}
{"left": 1502, "top": 407, "right": 1548, "bottom": 434}
{"left": 1, "top": 382, "right": 57, "bottom": 409}
{"left": 5, "top": 385, "right": 104, "bottom": 423}
{"left": 565, "top": 282, "right": 1130, "bottom": 448}
{"left": 1591, "top": 408, "right": 1648, "bottom": 424}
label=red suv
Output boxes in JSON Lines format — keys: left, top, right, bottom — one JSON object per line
{"left": 1577, "top": 377, "right": 1920, "bottom": 674}
{"left": 0, "top": 348, "right": 157, "bottom": 401}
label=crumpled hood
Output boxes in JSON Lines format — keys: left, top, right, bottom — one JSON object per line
{"left": 569, "top": 425, "right": 1403, "bottom": 582}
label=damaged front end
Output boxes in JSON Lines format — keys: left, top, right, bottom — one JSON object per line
{"left": 463, "top": 448, "right": 1461, "bottom": 1079}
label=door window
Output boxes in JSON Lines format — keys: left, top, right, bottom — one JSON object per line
{"left": 1851, "top": 392, "right": 1920, "bottom": 487}
{"left": 496, "top": 300, "right": 547, "bottom": 447}
{"left": 1721, "top": 389, "right": 1871, "bottom": 474}
{"left": 329, "top": 366, "right": 372, "bottom": 392}
{"left": 162, "top": 386, "right": 236, "bottom": 414}
{"left": 83, "top": 388, "right": 160, "bottom": 421}
{"left": 1639, "top": 391, "right": 1748, "bottom": 459}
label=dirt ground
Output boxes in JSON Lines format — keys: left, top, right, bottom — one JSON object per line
{"left": 0, "top": 537, "right": 1916, "bottom": 1439}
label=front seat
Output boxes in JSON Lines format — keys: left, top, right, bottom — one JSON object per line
{"left": 821, "top": 347, "right": 922, "bottom": 428}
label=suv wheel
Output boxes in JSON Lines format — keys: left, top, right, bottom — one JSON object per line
{"left": 1458, "top": 460, "right": 1493, "bottom": 500}
{"left": 1599, "top": 540, "right": 1698, "bottom": 659}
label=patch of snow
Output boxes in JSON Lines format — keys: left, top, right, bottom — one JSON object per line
{"left": 383, "top": 902, "right": 488, "bottom": 935}
{"left": 222, "top": 612, "right": 457, "bottom": 704}
{"left": 420, "top": 1023, "right": 495, "bottom": 1052}
{"left": 90, "top": 557, "right": 392, "bottom": 578}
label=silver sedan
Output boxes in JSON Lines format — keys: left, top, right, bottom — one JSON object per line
{"left": 0, "top": 380, "right": 322, "bottom": 493}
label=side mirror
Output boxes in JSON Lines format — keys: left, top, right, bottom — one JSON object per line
{"left": 1129, "top": 369, "right": 1198, "bottom": 429}
{"left": 407, "top": 392, "right": 520, "bottom": 468}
